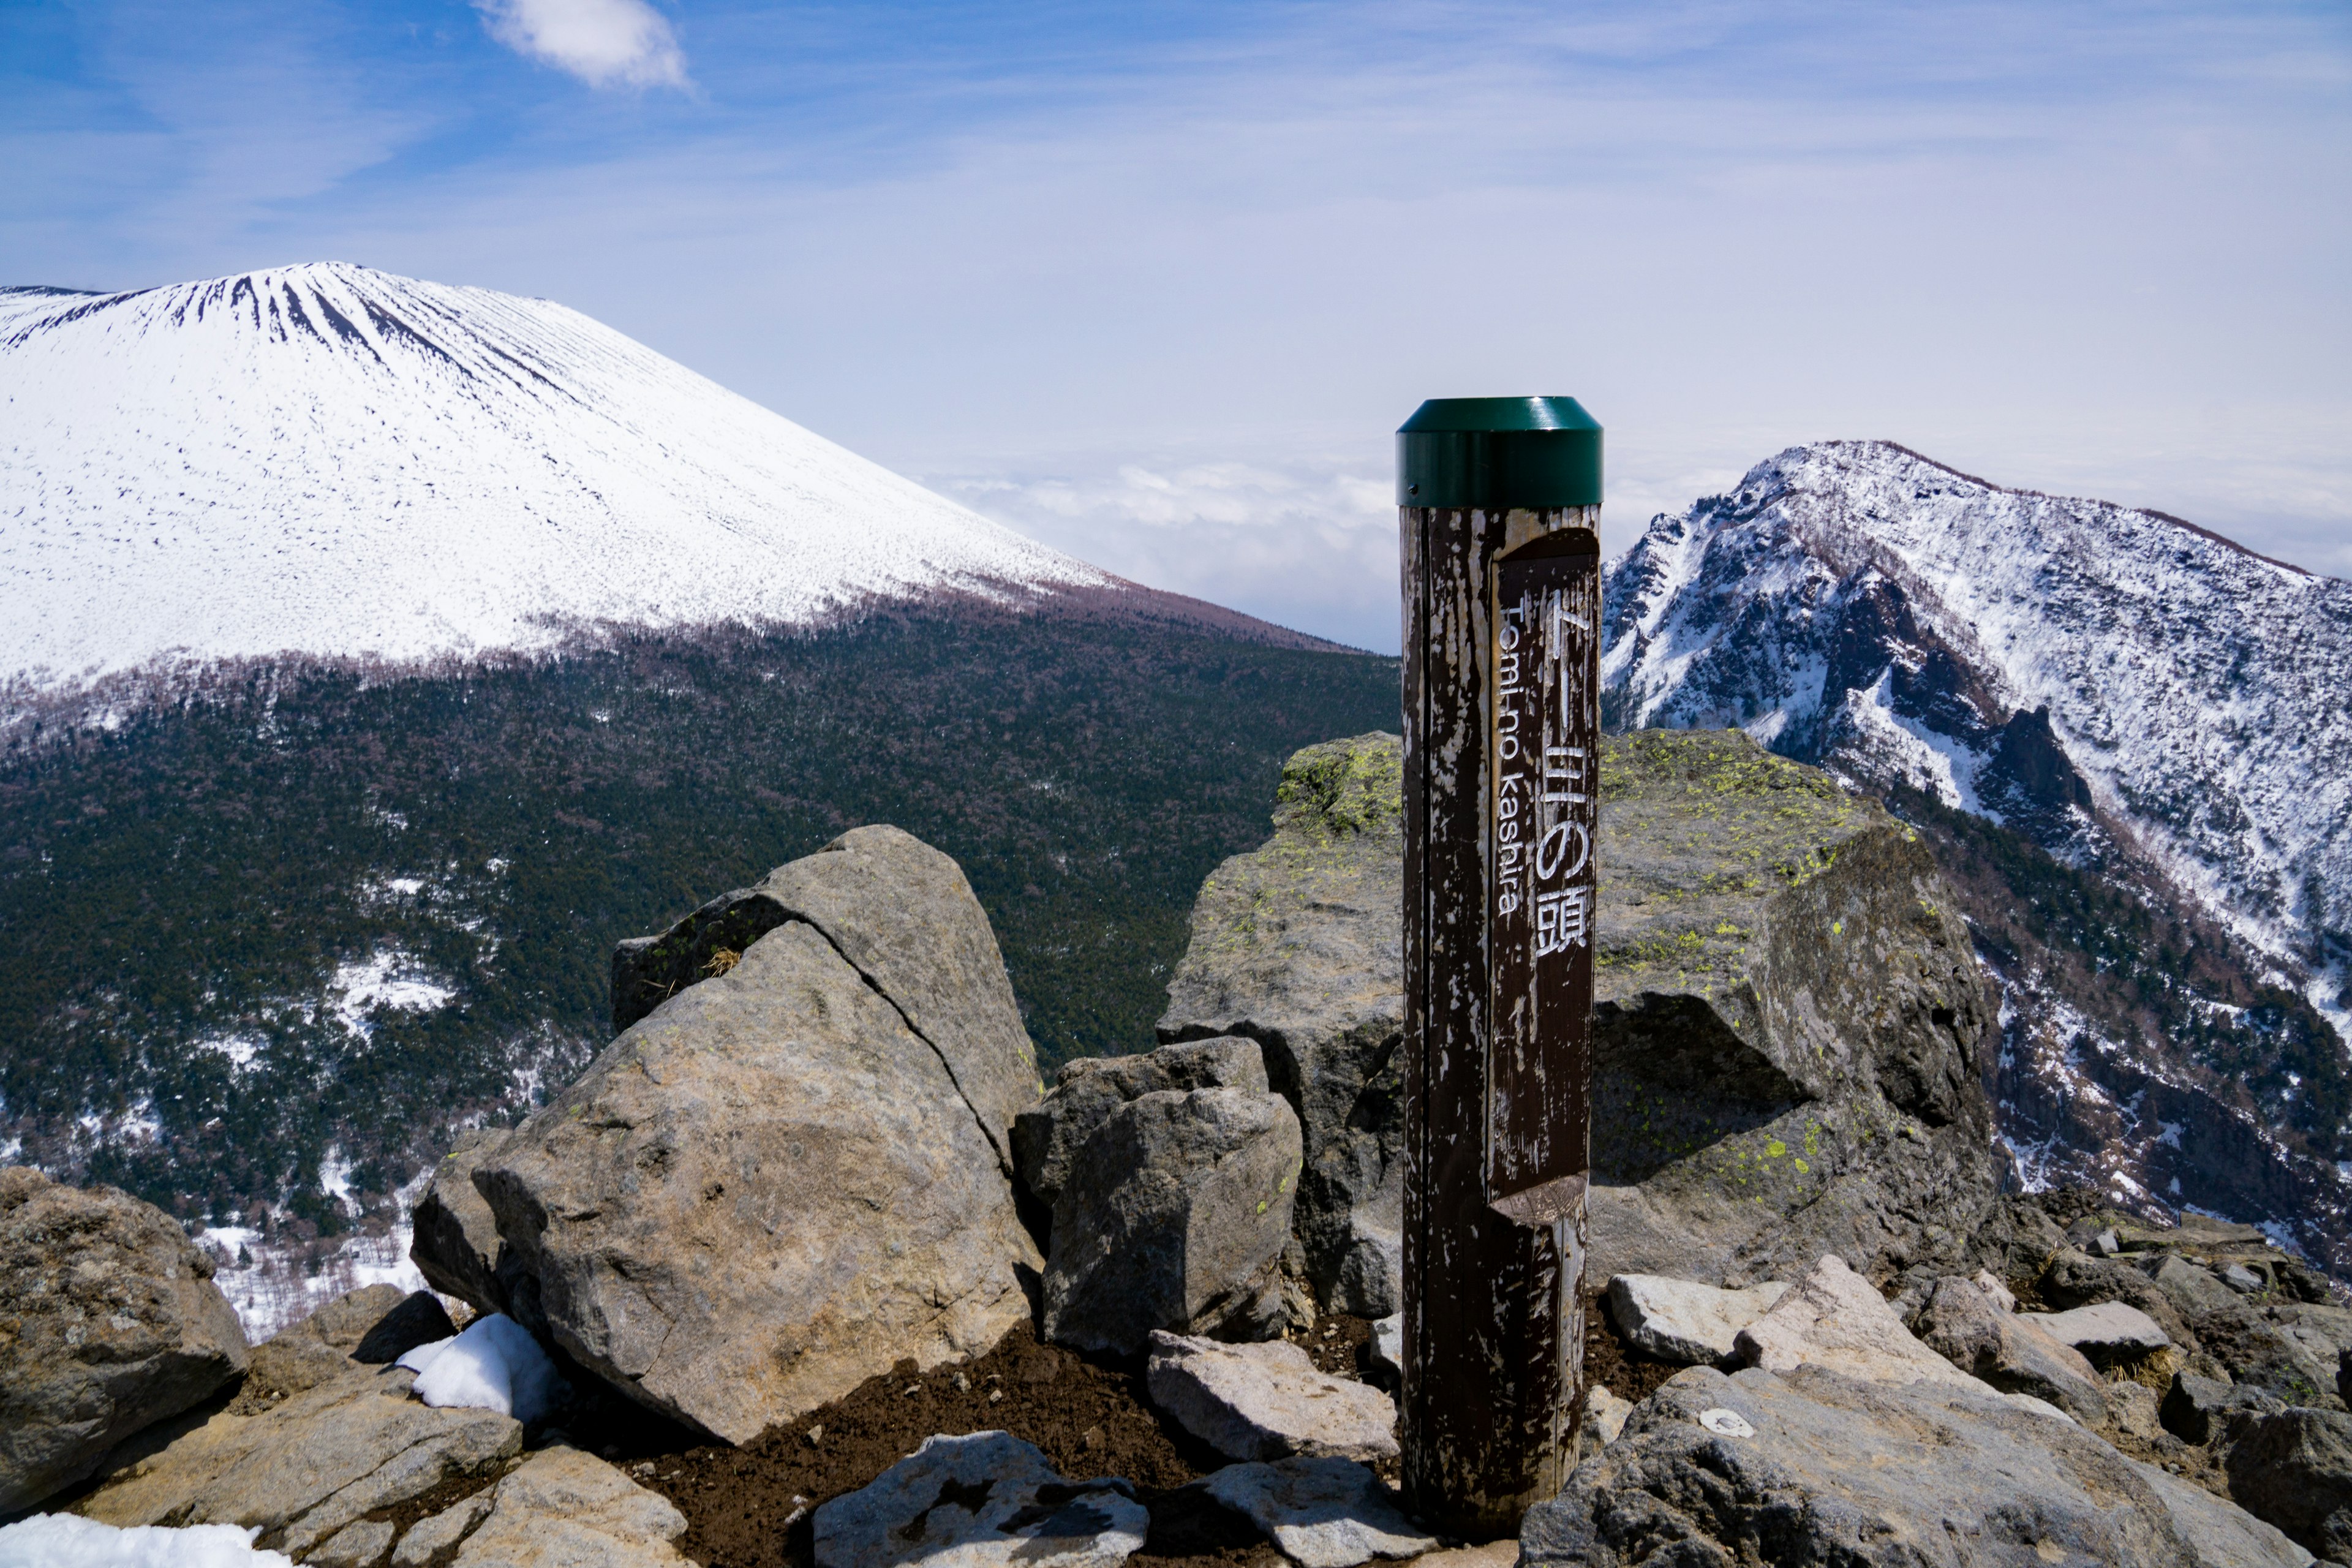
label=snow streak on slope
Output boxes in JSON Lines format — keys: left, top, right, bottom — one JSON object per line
{"left": 1603, "top": 440, "right": 2352, "bottom": 987}
{"left": 0, "top": 264, "right": 1107, "bottom": 690}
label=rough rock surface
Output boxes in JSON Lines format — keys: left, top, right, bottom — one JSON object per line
{"left": 608, "top": 824, "right": 1042, "bottom": 1170}
{"left": 1157, "top": 734, "right": 1406, "bottom": 1316}
{"left": 1913, "top": 1275, "right": 2109, "bottom": 1424}
{"left": 270, "top": 1285, "right": 454, "bottom": 1372}
{"left": 1733, "top": 1254, "right": 1978, "bottom": 1387}
{"left": 1145, "top": 1331, "right": 1398, "bottom": 1462}
{"left": 2030, "top": 1300, "right": 2171, "bottom": 1357}
{"left": 1521, "top": 1363, "right": 2312, "bottom": 1567}
{"left": 2162, "top": 1370, "right": 2283, "bottom": 1445}
{"left": 1, "top": 1165, "right": 251, "bottom": 1513}
{"left": 1015, "top": 1037, "right": 1269, "bottom": 1210}
{"left": 448, "top": 1446, "right": 692, "bottom": 1567}
{"left": 1585, "top": 730, "right": 1997, "bottom": 1289}
{"left": 1604, "top": 1275, "right": 1789, "bottom": 1365}
{"left": 813, "top": 1431, "right": 1147, "bottom": 1568}
{"left": 473, "top": 830, "right": 1044, "bottom": 1443}
{"left": 1042, "top": 1089, "right": 1300, "bottom": 1355}
{"left": 74, "top": 1367, "right": 522, "bottom": 1559}
{"left": 1578, "top": 1386, "right": 1634, "bottom": 1459}
{"left": 1197, "top": 1457, "right": 1434, "bottom": 1568}
{"left": 1156, "top": 731, "right": 1999, "bottom": 1310}
{"left": 410, "top": 1129, "right": 516, "bottom": 1314}
{"left": 2225, "top": 1409, "right": 2352, "bottom": 1562}
{"left": 391, "top": 1492, "right": 494, "bottom": 1567}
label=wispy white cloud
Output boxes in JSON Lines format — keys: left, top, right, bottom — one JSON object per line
{"left": 474, "top": 0, "right": 687, "bottom": 89}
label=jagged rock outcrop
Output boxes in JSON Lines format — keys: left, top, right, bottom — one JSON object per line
{"left": 1041, "top": 1088, "right": 1300, "bottom": 1354}
{"left": 1156, "top": 734, "right": 1405, "bottom": 1316}
{"left": 1521, "top": 1363, "right": 2313, "bottom": 1567}
{"left": 411, "top": 1128, "right": 518, "bottom": 1316}
{"left": 1, "top": 1166, "right": 249, "bottom": 1513}
{"left": 470, "top": 826, "right": 1043, "bottom": 1444}
{"left": 1155, "top": 728, "right": 1996, "bottom": 1301}
{"left": 1015, "top": 1036, "right": 1270, "bottom": 1210}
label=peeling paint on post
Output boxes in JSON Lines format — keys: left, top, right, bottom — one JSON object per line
{"left": 1397, "top": 397, "right": 1601, "bottom": 1538}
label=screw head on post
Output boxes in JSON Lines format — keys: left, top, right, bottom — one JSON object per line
{"left": 1396, "top": 396, "right": 1603, "bottom": 510}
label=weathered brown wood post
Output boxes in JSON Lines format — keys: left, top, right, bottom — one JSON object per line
{"left": 1398, "top": 396, "right": 1602, "bottom": 1539}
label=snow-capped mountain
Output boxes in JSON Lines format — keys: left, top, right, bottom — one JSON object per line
{"left": 1605, "top": 439, "right": 2350, "bottom": 1015}
{"left": 1603, "top": 439, "right": 2352, "bottom": 1262}
{"left": 0, "top": 262, "right": 1106, "bottom": 694}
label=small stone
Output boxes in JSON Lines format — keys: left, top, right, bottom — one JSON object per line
{"left": 390, "top": 1491, "right": 496, "bottom": 1568}
{"left": 2025, "top": 1302, "right": 2171, "bottom": 1357}
{"left": 1199, "top": 1457, "right": 1435, "bottom": 1568}
{"left": 1579, "top": 1385, "right": 1633, "bottom": 1457}
{"left": 1606, "top": 1275, "right": 1790, "bottom": 1365}
{"left": 813, "top": 1431, "right": 1146, "bottom": 1568}
{"left": 311, "top": 1518, "right": 397, "bottom": 1568}
{"left": 1970, "top": 1269, "right": 2018, "bottom": 1314}
{"left": 989, "top": 1389, "right": 1004, "bottom": 1403}
{"left": 952, "top": 1372, "right": 972, "bottom": 1392}
{"left": 2225, "top": 1264, "right": 2267, "bottom": 1295}
{"left": 1147, "top": 1331, "right": 1398, "bottom": 1463}
{"left": 2094, "top": 1229, "right": 2122, "bottom": 1257}
{"left": 807, "top": 1424, "right": 824, "bottom": 1445}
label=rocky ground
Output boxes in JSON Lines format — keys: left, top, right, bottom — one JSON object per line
{"left": 7, "top": 730, "right": 2351, "bottom": 1567}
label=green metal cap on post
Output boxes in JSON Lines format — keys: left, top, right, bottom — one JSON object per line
{"left": 1396, "top": 396, "right": 1603, "bottom": 509}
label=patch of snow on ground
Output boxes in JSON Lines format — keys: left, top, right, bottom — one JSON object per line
{"left": 329, "top": 950, "right": 456, "bottom": 1037}
{"left": 399, "top": 1313, "right": 566, "bottom": 1421}
{"left": 0, "top": 1515, "right": 292, "bottom": 1567}
{"left": 194, "top": 1033, "right": 264, "bottom": 1071}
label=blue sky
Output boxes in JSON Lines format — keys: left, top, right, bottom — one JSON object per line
{"left": 6, "top": 0, "right": 2348, "bottom": 649}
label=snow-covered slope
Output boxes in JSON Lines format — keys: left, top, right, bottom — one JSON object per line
{"left": 1604, "top": 440, "right": 2351, "bottom": 1004}
{"left": 0, "top": 263, "right": 1106, "bottom": 691}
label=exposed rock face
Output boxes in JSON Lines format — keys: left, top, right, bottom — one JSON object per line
{"left": 1014, "top": 1037, "right": 1269, "bottom": 1210}
{"left": 1158, "top": 734, "right": 1406, "bottom": 1317}
{"left": 1733, "top": 1255, "right": 1979, "bottom": 1388}
{"left": 474, "top": 832, "right": 1044, "bottom": 1443}
{"left": 813, "top": 1431, "right": 1147, "bottom": 1568}
{"left": 1041, "top": 1089, "right": 1300, "bottom": 1355}
{"left": 74, "top": 1366, "right": 522, "bottom": 1559}
{"left": 2225, "top": 1409, "right": 2352, "bottom": 1563}
{"left": 1156, "top": 729, "right": 1996, "bottom": 1307}
{"left": 1145, "top": 1331, "right": 1398, "bottom": 1462}
{"left": 1586, "top": 729, "right": 1996, "bottom": 1288}
{"left": 1521, "top": 1363, "right": 2314, "bottom": 1567}
{"left": 1913, "top": 1275, "right": 2109, "bottom": 1425}
{"left": 606, "top": 824, "right": 1041, "bottom": 1170}
{"left": 1, "top": 1166, "right": 249, "bottom": 1513}
{"left": 410, "top": 1128, "right": 516, "bottom": 1316}
{"left": 1604, "top": 1275, "right": 1789, "bottom": 1365}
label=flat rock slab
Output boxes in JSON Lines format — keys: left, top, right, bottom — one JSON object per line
{"left": 1, "top": 1166, "right": 250, "bottom": 1513}
{"left": 813, "top": 1431, "right": 1147, "bottom": 1568}
{"left": 1605, "top": 1274, "right": 1789, "bottom": 1365}
{"left": 2029, "top": 1300, "right": 2172, "bottom": 1355}
{"left": 1200, "top": 1457, "right": 1435, "bottom": 1568}
{"left": 1733, "top": 1254, "right": 1978, "bottom": 1388}
{"left": 74, "top": 1368, "right": 522, "bottom": 1559}
{"left": 1146, "top": 1332, "right": 1398, "bottom": 1462}
{"left": 1521, "top": 1364, "right": 2312, "bottom": 1567}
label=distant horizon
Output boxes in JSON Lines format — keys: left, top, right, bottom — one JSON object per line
{"left": 6, "top": 0, "right": 2346, "bottom": 653}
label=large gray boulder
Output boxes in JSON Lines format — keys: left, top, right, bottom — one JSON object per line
{"left": 1, "top": 1166, "right": 250, "bottom": 1513}
{"left": 74, "top": 1366, "right": 522, "bottom": 1559}
{"left": 1158, "top": 730, "right": 1998, "bottom": 1311}
{"left": 410, "top": 1127, "right": 517, "bottom": 1315}
{"left": 2225, "top": 1408, "right": 2352, "bottom": 1562}
{"left": 608, "top": 823, "right": 1042, "bottom": 1170}
{"left": 1041, "top": 1088, "right": 1300, "bottom": 1355}
{"left": 1158, "top": 734, "right": 1406, "bottom": 1317}
{"left": 474, "top": 827, "right": 1044, "bottom": 1443}
{"left": 1014, "top": 1036, "right": 1269, "bottom": 1210}
{"left": 1521, "top": 1363, "right": 2313, "bottom": 1567}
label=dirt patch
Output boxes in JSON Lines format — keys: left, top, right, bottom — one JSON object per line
{"left": 572, "top": 1308, "right": 1653, "bottom": 1567}
{"left": 1581, "top": 1291, "right": 1684, "bottom": 1405}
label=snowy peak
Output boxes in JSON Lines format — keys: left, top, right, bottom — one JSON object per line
{"left": 0, "top": 262, "right": 1107, "bottom": 690}
{"left": 1602, "top": 439, "right": 2352, "bottom": 994}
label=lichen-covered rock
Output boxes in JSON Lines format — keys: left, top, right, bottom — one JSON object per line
{"left": 1585, "top": 729, "right": 1996, "bottom": 1288}
{"left": 1156, "top": 729, "right": 1997, "bottom": 1308}
{"left": 1015, "top": 1037, "right": 1269, "bottom": 1210}
{"left": 1041, "top": 1089, "right": 1300, "bottom": 1355}
{"left": 74, "top": 1366, "right": 522, "bottom": 1559}
{"left": 1158, "top": 734, "right": 1406, "bottom": 1317}
{"left": 1, "top": 1166, "right": 250, "bottom": 1513}
{"left": 1521, "top": 1364, "right": 2313, "bottom": 1567}
{"left": 476, "top": 828, "right": 1042, "bottom": 1444}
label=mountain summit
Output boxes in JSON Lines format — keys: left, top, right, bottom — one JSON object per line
{"left": 0, "top": 262, "right": 1106, "bottom": 692}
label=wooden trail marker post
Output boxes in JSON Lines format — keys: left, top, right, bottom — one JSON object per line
{"left": 1397, "top": 396, "right": 1602, "bottom": 1538}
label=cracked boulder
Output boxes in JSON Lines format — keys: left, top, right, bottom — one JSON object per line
{"left": 473, "top": 826, "right": 1044, "bottom": 1444}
